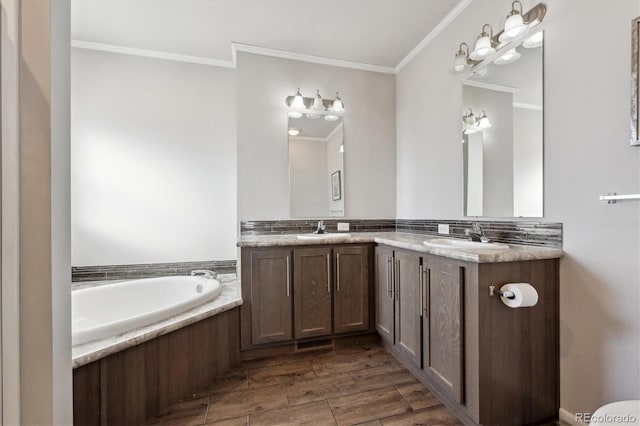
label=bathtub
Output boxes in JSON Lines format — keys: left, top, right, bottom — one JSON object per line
{"left": 72, "top": 275, "right": 222, "bottom": 345}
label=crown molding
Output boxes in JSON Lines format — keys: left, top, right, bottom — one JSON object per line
{"left": 462, "top": 79, "right": 518, "bottom": 93}
{"left": 513, "top": 102, "right": 543, "bottom": 111}
{"left": 231, "top": 43, "right": 395, "bottom": 74}
{"left": 71, "top": 40, "right": 236, "bottom": 68}
{"left": 72, "top": 0, "right": 471, "bottom": 76}
{"left": 395, "top": 0, "right": 474, "bottom": 73}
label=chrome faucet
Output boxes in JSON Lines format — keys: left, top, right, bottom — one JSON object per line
{"left": 191, "top": 270, "right": 217, "bottom": 279}
{"left": 465, "top": 222, "right": 489, "bottom": 243}
{"left": 313, "top": 220, "right": 326, "bottom": 234}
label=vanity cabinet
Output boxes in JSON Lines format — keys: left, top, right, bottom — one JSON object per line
{"left": 293, "top": 247, "right": 332, "bottom": 339}
{"left": 422, "top": 254, "right": 464, "bottom": 403}
{"left": 374, "top": 245, "right": 394, "bottom": 343}
{"left": 241, "top": 244, "right": 373, "bottom": 353}
{"left": 247, "top": 248, "right": 293, "bottom": 345}
{"left": 333, "top": 246, "right": 370, "bottom": 334}
{"left": 376, "top": 247, "right": 460, "bottom": 376}
{"left": 375, "top": 244, "right": 559, "bottom": 425}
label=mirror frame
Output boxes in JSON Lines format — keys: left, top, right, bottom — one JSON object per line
{"left": 631, "top": 16, "right": 639, "bottom": 146}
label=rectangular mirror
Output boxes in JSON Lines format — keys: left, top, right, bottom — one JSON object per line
{"left": 462, "top": 31, "right": 544, "bottom": 217}
{"left": 289, "top": 116, "right": 344, "bottom": 217}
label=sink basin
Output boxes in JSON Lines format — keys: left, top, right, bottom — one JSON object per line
{"left": 297, "top": 233, "right": 351, "bottom": 240}
{"left": 423, "top": 238, "right": 509, "bottom": 250}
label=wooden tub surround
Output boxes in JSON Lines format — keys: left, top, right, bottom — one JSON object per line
{"left": 238, "top": 232, "right": 562, "bottom": 425}
{"left": 72, "top": 277, "right": 242, "bottom": 426}
{"left": 73, "top": 308, "right": 240, "bottom": 425}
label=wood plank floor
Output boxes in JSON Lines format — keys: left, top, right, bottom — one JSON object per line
{"left": 146, "top": 339, "right": 461, "bottom": 426}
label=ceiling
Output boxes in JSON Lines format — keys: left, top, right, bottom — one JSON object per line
{"left": 71, "top": 0, "right": 461, "bottom": 69}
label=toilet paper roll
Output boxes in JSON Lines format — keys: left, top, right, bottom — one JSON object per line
{"left": 499, "top": 283, "right": 538, "bottom": 308}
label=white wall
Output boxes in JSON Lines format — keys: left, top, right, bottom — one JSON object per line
{"left": 71, "top": 48, "right": 237, "bottom": 265}
{"left": 396, "top": 0, "right": 639, "bottom": 415}
{"left": 289, "top": 137, "right": 329, "bottom": 217}
{"left": 237, "top": 52, "right": 396, "bottom": 220}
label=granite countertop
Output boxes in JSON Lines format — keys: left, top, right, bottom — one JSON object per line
{"left": 72, "top": 275, "right": 242, "bottom": 368}
{"left": 237, "top": 232, "right": 563, "bottom": 263}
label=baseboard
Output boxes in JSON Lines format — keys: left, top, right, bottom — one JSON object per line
{"left": 560, "top": 407, "right": 586, "bottom": 425}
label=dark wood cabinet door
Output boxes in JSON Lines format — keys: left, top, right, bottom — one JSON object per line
{"left": 333, "top": 245, "right": 369, "bottom": 334}
{"left": 394, "top": 249, "right": 422, "bottom": 367}
{"left": 293, "top": 247, "right": 333, "bottom": 339}
{"left": 375, "top": 245, "right": 395, "bottom": 344}
{"left": 422, "top": 255, "right": 464, "bottom": 403}
{"left": 250, "top": 249, "right": 293, "bottom": 345}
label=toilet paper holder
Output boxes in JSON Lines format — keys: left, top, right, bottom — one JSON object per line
{"left": 489, "top": 285, "right": 515, "bottom": 299}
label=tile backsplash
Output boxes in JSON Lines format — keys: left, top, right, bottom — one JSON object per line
{"left": 240, "top": 219, "right": 562, "bottom": 248}
{"left": 72, "top": 260, "right": 237, "bottom": 283}
{"left": 240, "top": 219, "right": 396, "bottom": 235}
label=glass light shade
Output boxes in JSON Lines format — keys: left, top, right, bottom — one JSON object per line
{"left": 288, "top": 128, "right": 300, "bottom": 136}
{"left": 292, "top": 89, "right": 305, "bottom": 109}
{"left": 311, "top": 90, "right": 325, "bottom": 111}
{"left": 494, "top": 48, "right": 521, "bottom": 65}
{"left": 469, "top": 35, "right": 495, "bottom": 60}
{"left": 325, "top": 114, "right": 339, "bottom": 122}
{"left": 523, "top": 31, "right": 543, "bottom": 48}
{"left": 478, "top": 116, "right": 492, "bottom": 129}
{"left": 332, "top": 92, "right": 344, "bottom": 112}
{"left": 463, "top": 111, "right": 476, "bottom": 125}
{"left": 499, "top": 13, "right": 528, "bottom": 42}
{"left": 287, "top": 111, "right": 303, "bottom": 118}
{"left": 453, "top": 52, "right": 467, "bottom": 73}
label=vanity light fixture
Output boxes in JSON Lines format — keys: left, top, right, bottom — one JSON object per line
{"left": 494, "top": 47, "right": 521, "bottom": 65}
{"left": 286, "top": 88, "right": 345, "bottom": 121}
{"left": 469, "top": 24, "right": 496, "bottom": 60}
{"left": 453, "top": 43, "right": 470, "bottom": 73}
{"left": 288, "top": 128, "right": 300, "bottom": 136}
{"left": 523, "top": 31, "right": 543, "bottom": 48}
{"left": 452, "top": 3, "right": 546, "bottom": 72}
{"left": 463, "top": 108, "right": 492, "bottom": 134}
{"left": 499, "top": 1, "right": 529, "bottom": 43}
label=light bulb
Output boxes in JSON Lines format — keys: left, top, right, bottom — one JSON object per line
{"left": 288, "top": 128, "right": 300, "bottom": 136}
{"left": 339, "top": 143, "right": 344, "bottom": 153}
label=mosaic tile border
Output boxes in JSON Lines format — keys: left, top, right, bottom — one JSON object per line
{"left": 72, "top": 260, "right": 237, "bottom": 283}
{"left": 240, "top": 219, "right": 396, "bottom": 235}
{"left": 396, "top": 219, "right": 562, "bottom": 248}
{"left": 240, "top": 219, "right": 562, "bottom": 248}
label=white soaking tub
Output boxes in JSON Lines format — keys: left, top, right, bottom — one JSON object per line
{"left": 72, "top": 275, "right": 222, "bottom": 345}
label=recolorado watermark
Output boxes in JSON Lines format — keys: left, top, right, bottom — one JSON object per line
{"left": 576, "top": 412, "right": 638, "bottom": 423}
